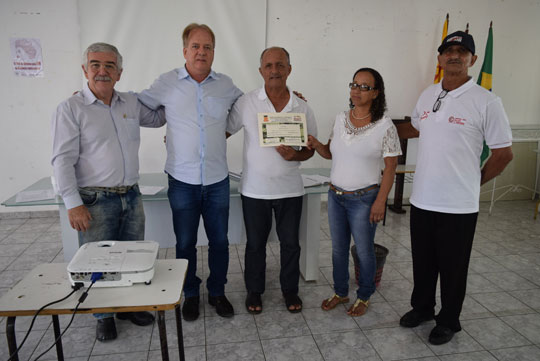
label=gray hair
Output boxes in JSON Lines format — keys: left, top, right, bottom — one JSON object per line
{"left": 260, "top": 47, "right": 290, "bottom": 66}
{"left": 82, "top": 42, "right": 123, "bottom": 70}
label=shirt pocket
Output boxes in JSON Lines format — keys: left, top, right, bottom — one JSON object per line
{"left": 124, "top": 118, "right": 140, "bottom": 140}
{"left": 205, "top": 96, "right": 231, "bottom": 124}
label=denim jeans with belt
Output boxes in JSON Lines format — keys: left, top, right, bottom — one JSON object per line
{"left": 77, "top": 185, "right": 145, "bottom": 319}
{"left": 167, "top": 175, "right": 230, "bottom": 298}
{"left": 328, "top": 184, "right": 379, "bottom": 300}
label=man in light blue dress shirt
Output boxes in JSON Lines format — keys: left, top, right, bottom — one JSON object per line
{"left": 51, "top": 43, "right": 166, "bottom": 341}
{"left": 138, "top": 24, "right": 243, "bottom": 321}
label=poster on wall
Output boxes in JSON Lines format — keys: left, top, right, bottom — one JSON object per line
{"left": 10, "top": 37, "right": 44, "bottom": 77}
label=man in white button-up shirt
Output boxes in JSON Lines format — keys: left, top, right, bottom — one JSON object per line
{"left": 51, "top": 43, "right": 165, "bottom": 342}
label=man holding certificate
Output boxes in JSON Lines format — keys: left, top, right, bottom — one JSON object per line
{"left": 227, "top": 47, "right": 318, "bottom": 314}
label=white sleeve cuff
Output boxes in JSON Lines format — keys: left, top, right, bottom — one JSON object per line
{"left": 63, "top": 193, "right": 83, "bottom": 210}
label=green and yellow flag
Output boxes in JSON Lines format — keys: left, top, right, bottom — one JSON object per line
{"left": 434, "top": 13, "right": 449, "bottom": 84}
{"left": 478, "top": 22, "right": 493, "bottom": 165}
{"left": 478, "top": 22, "right": 493, "bottom": 91}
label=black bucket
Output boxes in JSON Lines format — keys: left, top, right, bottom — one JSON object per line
{"left": 351, "top": 244, "right": 389, "bottom": 288}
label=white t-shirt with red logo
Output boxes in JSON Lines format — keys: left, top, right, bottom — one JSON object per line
{"left": 410, "top": 78, "right": 512, "bottom": 213}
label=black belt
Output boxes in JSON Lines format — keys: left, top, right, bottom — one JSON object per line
{"left": 82, "top": 184, "right": 137, "bottom": 194}
{"left": 329, "top": 183, "right": 379, "bottom": 196}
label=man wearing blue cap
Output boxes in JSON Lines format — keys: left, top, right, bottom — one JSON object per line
{"left": 397, "top": 31, "right": 513, "bottom": 345}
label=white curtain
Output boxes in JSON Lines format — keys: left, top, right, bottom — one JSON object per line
{"left": 78, "top": 0, "right": 267, "bottom": 172}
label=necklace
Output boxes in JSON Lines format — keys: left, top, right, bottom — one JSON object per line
{"left": 345, "top": 112, "right": 377, "bottom": 135}
{"left": 351, "top": 108, "right": 371, "bottom": 120}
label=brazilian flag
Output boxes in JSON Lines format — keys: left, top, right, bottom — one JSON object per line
{"left": 478, "top": 23, "right": 493, "bottom": 166}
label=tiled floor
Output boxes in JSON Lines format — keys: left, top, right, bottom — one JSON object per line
{"left": 1, "top": 200, "right": 540, "bottom": 360}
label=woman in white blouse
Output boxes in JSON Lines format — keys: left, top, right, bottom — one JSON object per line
{"left": 308, "top": 68, "right": 401, "bottom": 316}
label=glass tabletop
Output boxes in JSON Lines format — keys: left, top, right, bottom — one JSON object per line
{"left": 2, "top": 169, "right": 330, "bottom": 207}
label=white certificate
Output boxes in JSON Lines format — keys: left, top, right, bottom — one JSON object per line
{"left": 258, "top": 113, "right": 307, "bottom": 147}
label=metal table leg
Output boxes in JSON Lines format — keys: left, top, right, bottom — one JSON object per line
{"left": 388, "top": 173, "right": 406, "bottom": 214}
{"left": 157, "top": 310, "right": 169, "bottom": 361}
{"left": 388, "top": 136, "right": 408, "bottom": 214}
{"left": 175, "top": 305, "right": 185, "bottom": 361}
{"left": 51, "top": 315, "right": 65, "bottom": 361}
{"left": 6, "top": 316, "right": 18, "bottom": 361}
{"left": 489, "top": 177, "right": 497, "bottom": 215}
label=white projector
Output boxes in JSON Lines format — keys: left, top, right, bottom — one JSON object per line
{"left": 67, "top": 240, "right": 159, "bottom": 288}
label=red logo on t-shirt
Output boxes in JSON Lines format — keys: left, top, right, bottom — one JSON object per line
{"left": 420, "top": 111, "right": 430, "bottom": 120}
{"left": 448, "top": 116, "right": 466, "bottom": 125}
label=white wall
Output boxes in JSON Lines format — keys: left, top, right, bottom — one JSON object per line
{"left": 1, "top": 0, "right": 540, "bottom": 213}
{"left": 0, "top": 0, "right": 266, "bottom": 213}
{"left": 0, "top": 0, "right": 80, "bottom": 213}
{"left": 266, "top": 0, "right": 540, "bottom": 169}
{"left": 77, "top": 0, "right": 266, "bottom": 176}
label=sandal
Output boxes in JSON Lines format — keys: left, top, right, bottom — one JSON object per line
{"left": 284, "top": 293, "right": 303, "bottom": 313}
{"left": 245, "top": 292, "right": 262, "bottom": 314}
{"left": 321, "top": 294, "right": 350, "bottom": 311}
{"left": 347, "top": 298, "right": 369, "bottom": 316}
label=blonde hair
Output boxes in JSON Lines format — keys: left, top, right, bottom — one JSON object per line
{"left": 182, "top": 23, "right": 215, "bottom": 48}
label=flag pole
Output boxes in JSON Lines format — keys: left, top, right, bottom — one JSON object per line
{"left": 433, "top": 13, "right": 449, "bottom": 84}
{"left": 478, "top": 21, "right": 494, "bottom": 168}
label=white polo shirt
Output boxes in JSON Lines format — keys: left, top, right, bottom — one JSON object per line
{"left": 227, "top": 87, "right": 318, "bottom": 199}
{"left": 410, "top": 78, "right": 512, "bottom": 213}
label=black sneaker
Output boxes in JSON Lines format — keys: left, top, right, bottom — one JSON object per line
{"left": 182, "top": 296, "right": 200, "bottom": 321}
{"left": 96, "top": 317, "right": 117, "bottom": 342}
{"left": 208, "top": 295, "right": 234, "bottom": 318}
{"left": 399, "top": 309, "right": 434, "bottom": 328}
{"left": 429, "top": 325, "right": 456, "bottom": 345}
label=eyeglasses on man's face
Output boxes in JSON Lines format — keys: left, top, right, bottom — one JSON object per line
{"left": 432, "top": 89, "right": 448, "bottom": 113}
{"left": 349, "top": 83, "right": 375, "bottom": 91}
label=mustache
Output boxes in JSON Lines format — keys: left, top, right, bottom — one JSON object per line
{"left": 447, "top": 60, "right": 462, "bottom": 64}
{"left": 95, "top": 75, "right": 112, "bottom": 81}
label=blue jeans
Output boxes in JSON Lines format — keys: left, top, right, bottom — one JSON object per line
{"left": 78, "top": 185, "right": 145, "bottom": 319}
{"left": 78, "top": 186, "right": 145, "bottom": 246}
{"left": 328, "top": 185, "right": 378, "bottom": 300}
{"left": 168, "top": 175, "right": 229, "bottom": 298}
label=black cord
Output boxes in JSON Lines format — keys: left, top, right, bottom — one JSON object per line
{"left": 31, "top": 296, "right": 83, "bottom": 360}
{"left": 31, "top": 277, "right": 99, "bottom": 361}
{"left": 6, "top": 284, "right": 83, "bottom": 361}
